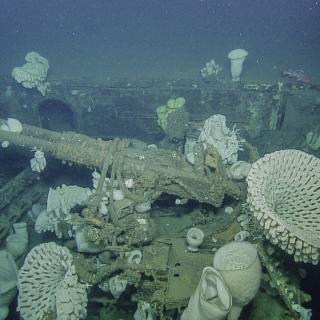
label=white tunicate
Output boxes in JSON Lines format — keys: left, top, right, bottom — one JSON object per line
{"left": 186, "top": 227, "right": 204, "bottom": 252}
{"left": 234, "top": 230, "right": 250, "bottom": 242}
{"left": 30, "top": 149, "right": 46, "bottom": 173}
{"left": 99, "top": 202, "right": 108, "bottom": 216}
{"left": 124, "top": 178, "right": 134, "bottom": 189}
{"left": 125, "top": 250, "right": 142, "bottom": 265}
{"left": 184, "top": 138, "right": 197, "bottom": 164}
{"left": 224, "top": 206, "right": 234, "bottom": 215}
{"left": 108, "top": 275, "right": 127, "bottom": 299}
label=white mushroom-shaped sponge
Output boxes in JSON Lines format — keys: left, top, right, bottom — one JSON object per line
{"left": 246, "top": 149, "right": 320, "bottom": 264}
{"left": 228, "top": 49, "right": 248, "bottom": 81}
{"left": 186, "top": 227, "right": 204, "bottom": 252}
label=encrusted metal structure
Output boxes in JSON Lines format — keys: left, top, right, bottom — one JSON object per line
{"left": 1, "top": 76, "right": 319, "bottom": 320}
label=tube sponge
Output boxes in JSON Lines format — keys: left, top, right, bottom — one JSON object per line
{"left": 181, "top": 266, "right": 232, "bottom": 320}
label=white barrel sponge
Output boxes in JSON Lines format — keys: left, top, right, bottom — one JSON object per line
{"left": 213, "top": 241, "right": 261, "bottom": 320}
{"left": 18, "top": 242, "right": 88, "bottom": 320}
{"left": 35, "top": 184, "right": 91, "bottom": 238}
{"left": 12, "top": 51, "right": 49, "bottom": 96}
{"left": 246, "top": 149, "right": 320, "bottom": 264}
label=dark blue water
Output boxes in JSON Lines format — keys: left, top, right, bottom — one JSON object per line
{"left": 0, "top": 0, "right": 319, "bottom": 81}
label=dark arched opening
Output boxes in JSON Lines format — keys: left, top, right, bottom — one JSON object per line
{"left": 38, "top": 99, "right": 76, "bottom": 132}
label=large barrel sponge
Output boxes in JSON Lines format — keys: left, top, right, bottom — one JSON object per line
{"left": 246, "top": 149, "right": 320, "bottom": 264}
{"left": 213, "top": 241, "right": 261, "bottom": 320}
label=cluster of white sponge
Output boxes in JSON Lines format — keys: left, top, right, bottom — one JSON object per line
{"left": 12, "top": 51, "right": 49, "bottom": 96}
{"left": 35, "top": 184, "right": 91, "bottom": 238}
{"left": 198, "top": 114, "right": 244, "bottom": 164}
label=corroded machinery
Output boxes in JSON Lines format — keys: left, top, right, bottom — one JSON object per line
{"left": 0, "top": 120, "right": 244, "bottom": 319}
{"left": 0, "top": 120, "right": 242, "bottom": 208}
